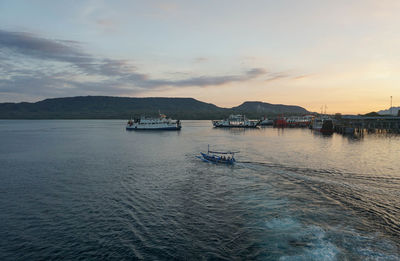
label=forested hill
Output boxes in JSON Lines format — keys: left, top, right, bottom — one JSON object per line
{"left": 232, "top": 101, "right": 309, "bottom": 115}
{"left": 0, "top": 96, "right": 309, "bottom": 119}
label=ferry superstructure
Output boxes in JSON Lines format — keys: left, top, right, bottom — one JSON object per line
{"left": 126, "top": 114, "right": 181, "bottom": 130}
{"left": 212, "top": 114, "right": 260, "bottom": 128}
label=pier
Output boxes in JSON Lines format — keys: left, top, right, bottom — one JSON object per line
{"left": 334, "top": 116, "right": 400, "bottom": 135}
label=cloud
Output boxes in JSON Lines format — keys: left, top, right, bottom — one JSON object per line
{"left": 262, "top": 72, "right": 313, "bottom": 82}
{"left": 264, "top": 72, "right": 290, "bottom": 82}
{"left": 0, "top": 29, "right": 274, "bottom": 101}
{"left": 127, "top": 67, "right": 267, "bottom": 88}
{"left": 194, "top": 57, "right": 208, "bottom": 63}
{"left": 0, "top": 29, "right": 91, "bottom": 65}
{"left": 291, "top": 74, "right": 312, "bottom": 80}
{"left": 96, "top": 19, "right": 118, "bottom": 33}
{"left": 0, "top": 72, "right": 129, "bottom": 99}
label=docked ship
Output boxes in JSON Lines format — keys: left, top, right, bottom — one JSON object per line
{"left": 311, "top": 117, "right": 334, "bottom": 134}
{"left": 273, "top": 116, "right": 288, "bottom": 128}
{"left": 286, "top": 115, "right": 314, "bottom": 128}
{"left": 260, "top": 116, "right": 274, "bottom": 126}
{"left": 274, "top": 115, "right": 314, "bottom": 128}
{"left": 126, "top": 114, "right": 181, "bottom": 130}
{"left": 212, "top": 114, "right": 260, "bottom": 128}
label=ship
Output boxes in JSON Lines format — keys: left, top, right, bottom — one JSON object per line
{"left": 273, "top": 116, "right": 288, "bottom": 128}
{"left": 286, "top": 115, "right": 314, "bottom": 128}
{"left": 311, "top": 117, "right": 334, "bottom": 134}
{"left": 274, "top": 115, "right": 314, "bottom": 128}
{"left": 197, "top": 145, "right": 238, "bottom": 165}
{"left": 260, "top": 116, "right": 274, "bottom": 126}
{"left": 126, "top": 114, "right": 181, "bottom": 130}
{"left": 212, "top": 114, "right": 260, "bottom": 128}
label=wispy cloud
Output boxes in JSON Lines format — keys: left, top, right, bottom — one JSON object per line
{"left": 96, "top": 18, "right": 118, "bottom": 33}
{"left": 262, "top": 72, "right": 313, "bottom": 82}
{"left": 131, "top": 68, "right": 267, "bottom": 88}
{"left": 0, "top": 29, "right": 276, "bottom": 100}
{"left": 291, "top": 74, "right": 311, "bottom": 80}
{"left": 0, "top": 29, "right": 91, "bottom": 65}
{"left": 194, "top": 57, "right": 208, "bottom": 63}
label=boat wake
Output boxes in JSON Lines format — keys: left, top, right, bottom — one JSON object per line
{"left": 237, "top": 160, "right": 400, "bottom": 252}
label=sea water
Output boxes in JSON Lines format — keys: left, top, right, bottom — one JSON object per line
{"left": 0, "top": 120, "right": 399, "bottom": 260}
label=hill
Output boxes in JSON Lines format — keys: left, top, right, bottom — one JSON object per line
{"left": 0, "top": 96, "right": 309, "bottom": 119}
{"left": 363, "top": 112, "right": 381, "bottom": 117}
{"left": 378, "top": 107, "right": 400, "bottom": 116}
{"left": 232, "top": 101, "right": 308, "bottom": 118}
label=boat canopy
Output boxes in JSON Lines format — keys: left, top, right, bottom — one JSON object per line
{"left": 208, "top": 150, "right": 239, "bottom": 155}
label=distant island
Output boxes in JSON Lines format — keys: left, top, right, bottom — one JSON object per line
{"left": 0, "top": 96, "right": 309, "bottom": 119}
{"left": 378, "top": 107, "right": 400, "bottom": 116}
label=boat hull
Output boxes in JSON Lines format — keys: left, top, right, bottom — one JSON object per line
{"left": 200, "top": 152, "right": 235, "bottom": 164}
{"left": 312, "top": 127, "right": 334, "bottom": 134}
{"left": 312, "top": 119, "right": 334, "bottom": 134}
{"left": 126, "top": 125, "right": 181, "bottom": 130}
{"left": 126, "top": 114, "right": 181, "bottom": 131}
{"left": 213, "top": 125, "right": 259, "bottom": 128}
{"left": 212, "top": 114, "right": 260, "bottom": 128}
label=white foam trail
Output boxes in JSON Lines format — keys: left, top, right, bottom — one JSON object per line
{"left": 264, "top": 217, "right": 339, "bottom": 261}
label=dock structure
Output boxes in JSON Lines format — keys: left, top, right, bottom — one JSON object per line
{"left": 335, "top": 116, "right": 400, "bottom": 135}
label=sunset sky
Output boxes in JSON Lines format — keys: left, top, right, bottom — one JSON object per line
{"left": 0, "top": 0, "right": 399, "bottom": 114}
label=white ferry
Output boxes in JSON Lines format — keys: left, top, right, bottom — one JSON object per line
{"left": 126, "top": 114, "right": 181, "bottom": 130}
{"left": 212, "top": 114, "right": 260, "bottom": 128}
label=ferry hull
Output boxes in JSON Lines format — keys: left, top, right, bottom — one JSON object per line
{"left": 126, "top": 125, "right": 181, "bottom": 130}
{"left": 212, "top": 114, "right": 260, "bottom": 128}
{"left": 213, "top": 124, "right": 259, "bottom": 128}
{"left": 126, "top": 115, "right": 181, "bottom": 130}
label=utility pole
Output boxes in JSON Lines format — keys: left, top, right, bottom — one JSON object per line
{"left": 390, "top": 96, "right": 393, "bottom": 115}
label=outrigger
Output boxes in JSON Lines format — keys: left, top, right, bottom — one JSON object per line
{"left": 198, "top": 145, "right": 239, "bottom": 165}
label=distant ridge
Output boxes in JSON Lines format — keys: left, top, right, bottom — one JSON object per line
{"left": 0, "top": 96, "right": 309, "bottom": 119}
{"left": 232, "top": 101, "right": 308, "bottom": 115}
{"left": 378, "top": 107, "right": 400, "bottom": 116}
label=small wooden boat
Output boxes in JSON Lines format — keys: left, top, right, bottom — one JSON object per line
{"left": 198, "top": 145, "right": 239, "bottom": 165}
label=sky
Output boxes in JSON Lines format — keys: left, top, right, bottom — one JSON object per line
{"left": 0, "top": 0, "right": 399, "bottom": 114}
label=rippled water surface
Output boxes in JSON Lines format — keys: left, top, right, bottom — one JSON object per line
{"left": 0, "top": 120, "right": 399, "bottom": 260}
